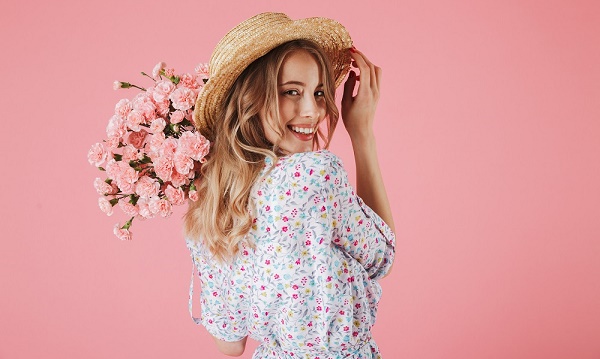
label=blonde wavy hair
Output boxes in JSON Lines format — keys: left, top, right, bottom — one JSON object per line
{"left": 184, "top": 40, "right": 340, "bottom": 261}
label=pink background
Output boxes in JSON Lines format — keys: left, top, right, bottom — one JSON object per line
{"left": 1, "top": 0, "right": 599, "bottom": 358}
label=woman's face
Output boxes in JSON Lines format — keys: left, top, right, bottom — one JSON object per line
{"left": 262, "top": 50, "right": 327, "bottom": 154}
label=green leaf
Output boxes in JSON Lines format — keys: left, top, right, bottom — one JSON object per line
{"left": 141, "top": 156, "right": 152, "bottom": 164}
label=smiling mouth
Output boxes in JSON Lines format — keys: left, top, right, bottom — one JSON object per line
{"left": 288, "top": 125, "right": 316, "bottom": 134}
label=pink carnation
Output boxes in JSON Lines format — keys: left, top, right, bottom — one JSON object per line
{"left": 170, "top": 110, "right": 185, "bottom": 124}
{"left": 122, "top": 144, "right": 139, "bottom": 162}
{"left": 178, "top": 131, "right": 210, "bottom": 161}
{"left": 106, "top": 115, "right": 127, "bottom": 140}
{"left": 149, "top": 197, "right": 172, "bottom": 218}
{"left": 118, "top": 161, "right": 138, "bottom": 182}
{"left": 179, "top": 73, "right": 199, "bottom": 89}
{"left": 148, "top": 132, "right": 166, "bottom": 157}
{"left": 164, "top": 68, "right": 175, "bottom": 78}
{"left": 127, "top": 129, "right": 147, "bottom": 149}
{"left": 195, "top": 63, "right": 209, "bottom": 81}
{"left": 153, "top": 80, "right": 176, "bottom": 102}
{"left": 155, "top": 99, "right": 170, "bottom": 117}
{"left": 99, "top": 197, "right": 114, "bottom": 216}
{"left": 88, "top": 143, "right": 108, "bottom": 167}
{"left": 119, "top": 201, "right": 139, "bottom": 217}
{"left": 105, "top": 137, "right": 120, "bottom": 149}
{"left": 113, "top": 81, "right": 122, "bottom": 90}
{"left": 169, "top": 87, "right": 196, "bottom": 111}
{"left": 170, "top": 170, "right": 190, "bottom": 187}
{"left": 138, "top": 101, "right": 157, "bottom": 122}
{"left": 137, "top": 198, "right": 155, "bottom": 219}
{"left": 118, "top": 182, "right": 135, "bottom": 194}
{"left": 115, "top": 99, "right": 132, "bottom": 118}
{"left": 165, "top": 185, "right": 185, "bottom": 206}
{"left": 154, "top": 154, "right": 174, "bottom": 182}
{"left": 113, "top": 161, "right": 139, "bottom": 192}
{"left": 152, "top": 62, "right": 166, "bottom": 78}
{"left": 131, "top": 92, "right": 153, "bottom": 112}
{"left": 189, "top": 189, "right": 199, "bottom": 202}
{"left": 126, "top": 110, "right": 144, "bottom": 132}
{"left": 105, "top": 159, "right": 118, "bottom": 180}
{"left": 94, "top": 178, "right": 115, "bottom": 195}
{"left": 113, "top": 223, "right": 132, "bottom": 241}
{"left": 174, "top": 151, "right": 194, "bottom": 175}
{"left": 149, "top": 118, "right": 166, "bottom": 134}
{"left": 160, "top": 137, "right": 178, "bottom": 156}
{"left": 135, "top": 176, "right": 160, "bottom": 199}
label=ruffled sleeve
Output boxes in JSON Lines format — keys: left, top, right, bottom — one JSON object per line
{"left": 321, "top": 154, "right": 396, "bottom": 280}
{"left": 187, "top": 239, "right": 249, "bottom": 342}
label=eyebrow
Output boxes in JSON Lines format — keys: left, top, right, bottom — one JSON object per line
{"left": 278, "top": 81, "right": 324, "bottom": 87}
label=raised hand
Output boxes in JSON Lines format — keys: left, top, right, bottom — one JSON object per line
{"left": 341, "top": 47, "right": 382, "bottom": 142}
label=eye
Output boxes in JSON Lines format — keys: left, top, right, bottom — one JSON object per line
{"left": 283, "top": 89, "right": 299, "bottom": 96}
{"left": 314, "top": 90, "right": 325, "bottom": 98}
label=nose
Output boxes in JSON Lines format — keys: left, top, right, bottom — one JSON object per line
{"left": 299, "top": 94, "right": 319, "bottom": 120}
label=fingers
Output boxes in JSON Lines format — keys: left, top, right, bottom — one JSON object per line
{"left": 350, "top": 50, "right": 370, "bottom": 96}
{"left": 349, "top": 48, "right": 381, "bottom": 98}
{"left": 342, "top": 70, "right": 357, "bottom": 107}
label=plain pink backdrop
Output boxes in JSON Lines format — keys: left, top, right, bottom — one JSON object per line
{"left": 1, "top": 0, "right": 599, "bottom": 358}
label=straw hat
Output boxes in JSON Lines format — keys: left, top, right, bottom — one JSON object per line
{"left": 193, "top": 12, "right": 353, "bottom": 138}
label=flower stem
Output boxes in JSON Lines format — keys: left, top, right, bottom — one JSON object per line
{"left": 140, "top": 72, "right": 156, "bottom": 82}
{"left": 120, "top": 81, "right": 146, "bottom": 91}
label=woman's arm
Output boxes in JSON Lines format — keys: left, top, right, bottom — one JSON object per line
{"left": 213, "top": 336, "right": 248, "bottom": 357}
{"left": 341, "top": 48, "right": 396, "bottom": 235}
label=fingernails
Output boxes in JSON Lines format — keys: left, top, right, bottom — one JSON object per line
{"left": 350, "top": 46, "right": 357, "bottom": 53}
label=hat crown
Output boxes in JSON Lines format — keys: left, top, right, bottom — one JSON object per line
{"left": 209, "top": 13, "right": 296, "bottom": 76}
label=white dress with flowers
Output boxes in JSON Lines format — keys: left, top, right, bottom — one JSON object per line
{"left": 187, "top": 150, "right": 396, "bottom": 359}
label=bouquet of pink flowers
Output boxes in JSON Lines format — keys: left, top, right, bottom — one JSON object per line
{"left": 88, "top": 62, "right": 211, "bottom": 240}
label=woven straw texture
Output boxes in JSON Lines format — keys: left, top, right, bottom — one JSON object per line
{"left": 193, "top": 12, "right": 353, "bottom": 138}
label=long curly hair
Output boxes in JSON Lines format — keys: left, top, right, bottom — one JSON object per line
{"left": 184, "top": 40, "right": 340, "bottom": 261}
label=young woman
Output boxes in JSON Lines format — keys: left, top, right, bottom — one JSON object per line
{"left": 185, "top": 13, "right": 396, "bottom": 358}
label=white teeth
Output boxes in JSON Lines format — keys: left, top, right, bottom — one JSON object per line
{"left": 290, "top": 126, "right": 315, "bottom": 134}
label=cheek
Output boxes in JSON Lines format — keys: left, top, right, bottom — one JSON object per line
{"left": 278, "top": 98, "right": 295, "bottom": 121}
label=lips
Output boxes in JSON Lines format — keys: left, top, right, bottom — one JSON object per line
{"left": 287, "top": 124, "right": 315, "bottom": 141}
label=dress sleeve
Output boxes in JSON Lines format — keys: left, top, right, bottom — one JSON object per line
{"left": 321, "top": 154, "right": 396, "bottom": 280}
{"left": 187, "top": 240, "right": 248, "bottom": 342}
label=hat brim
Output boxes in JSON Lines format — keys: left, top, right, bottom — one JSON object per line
{"left": 193, "top": 13, "right": 353, "bottom": 138}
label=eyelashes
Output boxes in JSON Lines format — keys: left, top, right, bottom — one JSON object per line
{"left": 281, "top": 89, "right": 325, "bottom": 98}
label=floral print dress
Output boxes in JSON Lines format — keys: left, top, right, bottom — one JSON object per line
{"left": 187, "top": 150, "right": 396, "bottom": 358}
